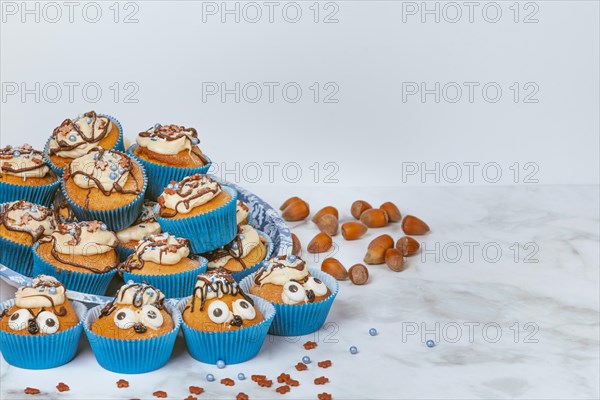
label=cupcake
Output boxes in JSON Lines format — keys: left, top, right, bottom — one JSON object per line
{"left": 156, "top": 174, "right": 237, "bottom": 253}
{"left": 0, "top": 275, "right": 86, "bottom": 369}
{"left": 115, "top": 200, "right": 162, "bottom": 260}
{"left": 128, "top": 123, "right": 211, "bottom": 199}
{"left": 236, "top": 200, "right": 250, "bottom": 225}
{"left": 62, "top": 148, "right": 147, "bottom": 231}
{"left": 0, "top": 200, "right": 56, "bottom": 277}
{"left": 0, "top": 144, "right": 60, "bottom": 206}
{"left": 178, "top": 269, "right": 275, "bottom": 364}
{"left": 85, "top": 282, "right": 181, "bottom": 373}
{"left": 32, "top": 220, "right": 119, "bottom": 295}
{"left": 44, "top": 111, "right": 123, "bottom": 175}
{"left": 203, "top": 224, "right": 271, "bottom": 282}
{"left": 240, "top": 255, "right": 338, "bottom": 336}
{"left": 119, "top": 233, "right": 207, "bottom": 298}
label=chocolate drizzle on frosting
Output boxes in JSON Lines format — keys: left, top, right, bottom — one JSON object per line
{"left": 188, "top": 268, "right": 254, "bottom": 313}
{"left": 0, "top": 144, "right": 50, "bottom": 179}
{"left": 0, "top": 200, "right": 56, "bottom": 241}
{"left": 254, "top": 255, "right": 307, "bottom": 286}
{"left": 100, "top": 282, "right": 165, "bottom": 317}
{"left": 120, "top": 233, "right": 190, "bottom": 272}
{"left": 20, "top": 277, "right": 67, "bottom": 317}
{"left": 203, "top": 226, "right": 253, "bottom": 270}
{"left": 157, "top": 174, "right": 221, "bottom": 217}
{"left": 49, "top": 111, "right": 111, "bottom": 156}
{"left": 138, "top": 124, "right": 208, "bottom": 164}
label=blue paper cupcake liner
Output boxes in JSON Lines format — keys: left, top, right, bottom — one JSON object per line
{"left": 31, "top": 242, "right": 117, "bottom": 295}
{"left": 127, "top": 144, "right": 212, "bottom": 201}
{"left": 177, "top": 294, "right": 275, "bottom": 364}
{"left": 122, "top": 256, "right": 208, "bottom": 299}
{"left": 43, "top": 114, "right": 124, "bottom": 177}
{"left": 225, "top": 231, "right": 274, "bottom": 283}
{"left": 239, "top": 268, "right": 339, "bottom": 336}
{"left": 0, "top": 178, "right": 60, "bottom": 207}
{"left": 60, "top": 150, "right": 148, "bottom": 231}
{"left": 0, "top": 234, "right": 35, "bottom": 277}
{"left": 156, "top": 185, "right": 238, "bottom": 254}
{"left": 0, "top": 299, "right": 87, "bottom": 369}
{"left": 84, "top": 302, "right": 181, "bottom": 374}
{"left": 116, "top": 245, "right": 136, "bottom": 262}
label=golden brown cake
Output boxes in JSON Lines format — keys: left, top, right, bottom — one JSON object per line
{"left": 0, "top": 201, "right": 56, "bottom": 246}
{"left": 157, "top": 174, "right": 231, "bottom": 219}
{"left": 52, "top": 191, "right": 77, "bottom": 223}
{"left": 0, "top": 275, "right": 79, "bottom": 336}
{"left": 119, "top": 233, "right": 200, "bottom": 276}
{"left": 250, "top": 255, "right": 331, "bottom": 305}
{"left": 182, "top": 269, "right": 263, "bottom": 332}
{"left": 91, "top": 282, "right": 174, "bottom": 340}
{"left": 115, "top": 201, "right": 161, "bottom": 250}
{"left": 0, "top": 144, "right": 58, "bottom": 186}
{"left": 35, "top": 220, "right": 119, "bottom": 274}
{"left": 236, "top": 200, "right": 250, "bottom": 225}
{"left": 47, "top": 111, "right": 121, "bottom": 169}
{"left": 203, "top": 225, "right": 267, "bottom": 273}
{"left": 133, "top": 124, "right": 208, "bottom": 168}
{"left": 63, "top": 149, "right": 144, "bottom": 211}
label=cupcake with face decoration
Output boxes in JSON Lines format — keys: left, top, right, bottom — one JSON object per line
{"left": 0, "top": 200, "right": 57, "bottom": 277}
{"left": 32, "top": 220, "right": 119, "bottom": 295}
{"left": 156, "top": 174, "right": 237, "bottom": 253}
{"left": 240, "top": 255, "right": 339, "bottom": 336}
{"left": 127, "top": 123, "right": 211, "bottom": 199}
{"left": 177, "top": 269, "right": 275, "bottom": 364}
{"left": 61, "top": 148, "right": 147, "bottom": 231}
{"left": 0, "top": 144, "right": 60, "bottom": 206}
{"left": 119, "top": 232, "right": 207, "bottom": 298}
{"left": 44, "top": 111, "right": 124, "bottom": 176}
{"left": 115, "top": 200, "right": 162, "bottom": 261}
{"left": 0, "top": 275, "right": 86, "bottom": 369}
{"left": 84, "top": 281, "right": 181, "bottom": 373}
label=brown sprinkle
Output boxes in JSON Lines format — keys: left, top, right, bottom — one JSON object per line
{"left": 189, "top": 386, "right": 204, "bottom": 394}
{"left": 153, "top": 391, "right": 168, "bottom": 398}
{"left": 314, "top": 376, "right": 330, "bottom": 385}
{"left": 251, "top": 375, "right": 266, "bottom": 382}
{"left": 276, "top": 385, "right": 291, "bottom": 394}
{"left": 295, "top": 362, "right": 308, "bottom": 371}
{"left": 287, "top": 379, "right": 300, "bottom": 387}
{"left": 24, "top": 388, "right": 40, "bottom": 395}
{"left": 258, "top": 379, "right": 273, "bottom": 388}
{"left": 318, "top": 360, "right": 332, "bottom": 368}
{"left": 277, "top": 373, "right": 291, "bottom": 383}
{"left": 318, "top": 393, "right": 333, "bottom": 400}
{"left": 221, "top": 378, "right": 235, "bottom": 386}
{"left": 117, "top": 379, "right": 130, "bottom": 388}
{"left": 56, "top": 382, "right": 70, "bottom": 392}
{"left": 237, "top": 393, "right": 249, "bottom": 400}
{"left": 304, "top": 340, "right": 318, "bottom": 350}
{"left": 185, "top": 396, "right": 198, "bottom": 400}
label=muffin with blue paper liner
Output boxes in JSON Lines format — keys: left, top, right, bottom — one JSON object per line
{"left": 0, "top": 144, "right": 60, "bottom": 206}
{"left": 115, "top": 200, "right": 162, "bottom": 261}
{"left": 156, "top": 174, "right": 237, "bottom": 254}
{"left": 240, "top": 254, "right": 339, "bottom": 336}
{"left": 0, "top": 200, "right": 57, "bottom": 277}
{"left": 119, "top": 233, "right": 207, "bottom": 298}
{"left": 128, "top": 123, "right": 211, "bottom": 199}
{"left": 62, "top": 148, "right": 147, "bottom": 231}
{"left": 203, "top": 224, "right": 272, "bottom": 282}
{"left": 0, "top": 275, "right": 86, "bottom": 369}
{"left": 178, "top": 268, "right": 275, "bottom": 364}
{"left": 85, "top": 281, "right": 181, "bottom": 373}
{"left": 32, "top": 220, "right": 119, "bottom": 295}
{"left": 44, "top": 111, "right": 124, "bottom": 176}
{"left": 236, "top": 199, "right": 250, "bottom": 225}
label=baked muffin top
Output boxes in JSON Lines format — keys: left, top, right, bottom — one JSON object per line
{"left": 157, "top": 174, "right": 222, "bottom": 217}
{"left": 120, "top": 232, "right": 191, "bottom": 272}
{"left": 116, "top": 200, "right": 162, "bottom": 243}
{"left": 204, "top": 225, "right": 263, "bottom": 270}
{"left": 0, "top": 200, "right": 56, "bottom": 243}
{"left": 49, "top": 111, "right": 114, "bottom": 159}
{"left": 0, "top": 144, "right": 52, "bottom": 180}
{"left": 136, "top": 123, "right": 201, "bottom": 155}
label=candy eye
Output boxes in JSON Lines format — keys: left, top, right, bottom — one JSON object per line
{"left": 232, "top": 299, "right": 256, "bottom": 320}
{"left": 113, "top": 308, "right": 136, "bottom": 330}
{"left": 140, "top": 305, "right": 163, "bottom": 329}
{"left": 36, "top": 311, "right": 59, "bottom": 334}
{"left": 8, "top": 309, "right": 33, "bottom": 331}
{"left": 283, "top": 281, "right": 307, "bottom": 304}
{"left": 304, "top": 276, "right": 328, "bottom": 296}
{"left": 207, "top": 300, "right": 231, "bottom": 324}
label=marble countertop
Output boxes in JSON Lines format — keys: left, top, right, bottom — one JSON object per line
{"left": 1, "top": 185, "right": 598, "bottom": 400}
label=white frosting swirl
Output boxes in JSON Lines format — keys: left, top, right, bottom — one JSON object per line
{"left": 51, "top": 221, "right": 118, "bottom": 256}
{"left": 116, "top": 201, "right": 162, "bottom": 243}
{"left": 254, "top": 255, "right": 308, "bottom": 286}
{"left": 50, "top": 113, "right": 113, "bottom": 158}
{"left": 236, "top": 200, "right": 249, "bottom": 225}
{"left": 15, "top": 275, "right": 65, "bottom": 308}
{"left": 69, "top": 150, "right": 130, "bottom": 192}
{"left": 135, "top": 233, "right": 190, "bottom": 265}
{"left": 159, "top": 174, "right": 221, "bottom": 214}
{"left": 0, "top": 144, "right": 50, "bottom": 179}
{"left": 115, "top": 282, "right": 165, "bottom": 306}
{"left": 136, "top": 124, "right": 198, "bottom": 155}
{"left": 208, "top": 225, "right": 260, "bottom": 269}
{"left": 1, "top": 201, "right": 55, "bottom": 240}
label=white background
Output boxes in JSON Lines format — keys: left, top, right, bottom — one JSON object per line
{"left": 1, "top": 0, "right": 598, "bottom": 187}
